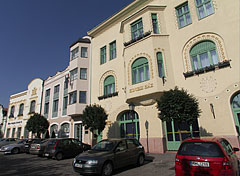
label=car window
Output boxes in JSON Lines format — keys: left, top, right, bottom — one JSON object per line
{"left": 220, "top": 139, "right": 233, "bottom": 154}
{"left": 178, "top": 142, "right": 224, "bottom": 157}
{"left": 48, "top": 139, "right": 57, "bottom": 145}
{"left": 127, "top": 139, "right": 139, "bottom": 149}
{"left": 92, "top": 140, "right": 115, "bottom": 151}
{"left": 63, "top": 139, "right": 71, "bottom": 146}
{"left": 116, "top": 141, "right": 127, "bottom": 151}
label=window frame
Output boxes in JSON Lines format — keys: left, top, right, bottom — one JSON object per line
{"left": 71, "top": 47, "right": 79, "bottom": 60}
{"left": 70, "top": 68, "right": 78, "bottom": 81}
{"left": 151, "top": 13, "right": 160, "bottom": 34}
{"left": 109, "top": 41, "right": 116, "bottom": 60}
{"left": 30, "top": 100, "right": 36, "bottom": 113}
{"left": 81, "top": 47, "right": 88, "bottom": 58}
{"left": 157, "top": 52, "right": 165, "bottom": 78}
{"left": 79, "top": 91, "right": 87, "bottom": 104}
{"left": 69, "top": 91, "right": 77, "bottom": 105}
{"left": 80, "top": 68, "right": 87, "bottom": 80}
{"left": 131, "top": 18, "right": 144, "bottom": 40}
{"left": 176, "top": 2, "right": 192, "bottom": 28}
{"left": 195, "top": 0, "right": 214, "bottom": 20}
{"left": 132, "top": 57, "right": 150, "bottom": 84}
{"left": 100, "top": 46, "right": 107, "bottom": 64}
{"left": 104, "top": 76, "right": 115, "bottom": 96}
{"left": 18, "top": 103, "right": 24, "bottom": 116}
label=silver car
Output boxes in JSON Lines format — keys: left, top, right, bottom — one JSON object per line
{"left": 0, "top": 139, "right": 28, "bottom": 154}
{"left": 0, "top": 138, "right": 18, "bottom": 148}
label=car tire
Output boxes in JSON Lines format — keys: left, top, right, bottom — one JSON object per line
{"left": 11, "top": 148, "right": 20, "bottom": 154}
{"left": 101, "top": 162, "right": 113, "bottom": 176}
{"left": 55, "top": 152, "right": 63, "bottom": 161}
{"left": 137, "top": 154, "right": 145, "bottom": 166}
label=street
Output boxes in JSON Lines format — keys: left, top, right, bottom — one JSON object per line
{"left": 0, "top": 152, "right": 176, "bottom": 176}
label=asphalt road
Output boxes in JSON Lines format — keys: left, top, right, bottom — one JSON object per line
{"left": 0, "top": 152, "right": 176, "bottom": 176}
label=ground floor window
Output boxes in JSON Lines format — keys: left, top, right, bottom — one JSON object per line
{"left": 17, "top": 127, "right": 21, "bottom": 138}
{"left": 11, "top": 128, "right": 15, "bottom": 138}
{"left": 74, "top": 123, "right": 82, "bottom": 141}
{"left": 50, "top": 124, "right": 58, "bottom": 138}
{"left": 231, "top": 92, "right": 240, "bottom": 136}
{"left": 119, "top": 111, "right": 140, "bottom": 140}
{"left": 6, "top": 128, "right": 10, "bottom": 138}
{"left": 60, "top": 123, "right": 70, "bottom": 138}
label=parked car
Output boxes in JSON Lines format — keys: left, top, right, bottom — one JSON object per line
{"left": 43, "top": 138, "right": 90, "bottom": 160}
{"left": 0, "top": 138, "right": 18, "bottom": 148}
{"left": 175, "top": 137, "right": 239, "bottom": 176}
{"left": 25, "top": 138, "right": 43, "bottom": 154}
{"left": 72, "top": 138, "right": 145, "bottom": 176}
{"left": 0, "top": 139, "right": 28, "bottom": 154}
{"left": 29, "top": 139, "right": 49, "bottom": 156}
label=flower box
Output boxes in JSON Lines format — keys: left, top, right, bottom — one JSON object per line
{"left": 183, "top": 71, "right": 194, "bottom": 78}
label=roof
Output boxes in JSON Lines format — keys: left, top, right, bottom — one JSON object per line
{"left": 183, "top": 137, "right": 223, "bottom": 143}
{"left": 70, "top": 38, "right": 91, "bottom": 48}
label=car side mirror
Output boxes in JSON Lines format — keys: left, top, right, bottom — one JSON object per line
{"left": 233, "top": 147, "right": 239, "bottom": 152}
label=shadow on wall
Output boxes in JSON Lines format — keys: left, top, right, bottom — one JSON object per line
{"left": 199, "top": 127, "right": 213, "bottom": 137}
{"left": 107, "top": 121, "right": 120, "bottom": 138}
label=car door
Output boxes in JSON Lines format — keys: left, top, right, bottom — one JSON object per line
{"left": 71, "top": 139, "right": 82, "bottom": 156}
{"left": 126, "top": 139, "right": 139, "bottom": 164}
{"left": 114, "top": 140, "right": 129, "bottom": 169}
{"left": 61, "top": 139, "right": 72, "bottom": 157}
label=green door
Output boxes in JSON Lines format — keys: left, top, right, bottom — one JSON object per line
{"left": 164, "top": 119, "right": 200, "bottom": 151}
{"left": 231, "top": 92, "right": 240, "bottom": 136}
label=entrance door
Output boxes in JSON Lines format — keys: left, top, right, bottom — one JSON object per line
{"left": 164, "top": 119, "right": 199, "bottom": 151}
{"left": 74, "top": 123, "right": 82, "bottom": 141}
{"left": 231, "top": 92, "right": 240, "bottom": 136}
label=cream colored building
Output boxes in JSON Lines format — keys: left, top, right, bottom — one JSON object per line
{"left": 88, "top": 0, "right": 240, "bottom": 153}
{"left": 41, "top": 36, "right": 92, "bottom": 144}
{"left": 4, "top": 78, "right": 43, "bottom": 138}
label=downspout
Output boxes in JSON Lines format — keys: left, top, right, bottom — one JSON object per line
{"left": 39, "top": 80, "right": 45, "bottom": 115}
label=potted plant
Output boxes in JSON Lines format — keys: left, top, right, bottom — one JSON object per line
{"left": 195, "top": 68, "right": 204, "bottom": 75}
{"left": 183, "top": 71, "right": 194, "bottom": 78}
{"left": 205, "top": 65, "right": 215, "bottom": 72}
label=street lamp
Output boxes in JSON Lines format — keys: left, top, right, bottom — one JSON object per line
{"left": 128, "top": 103, "right": 135, "bottom": 139}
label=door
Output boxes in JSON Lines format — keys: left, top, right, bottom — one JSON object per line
{"left": 74, "top": 123, "right": 82, "bottom": 141}
{"left": 114, "top": 140, "right": 129, "bottom": 169}
{"left": 231, "top": 92, "right": 240, "bottom": 137}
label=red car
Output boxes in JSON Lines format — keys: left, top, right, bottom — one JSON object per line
{"left": 175, "top": 137, "right": 239, "bottom": 176}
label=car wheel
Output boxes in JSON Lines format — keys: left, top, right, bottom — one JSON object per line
{"left": 101, "top": 162, "right": 113, "bottom": 176}
{"left": 11, "top": 148, "right": 20, "bottom": 154}
{"left": 55, "top": 152, "right": 63, "bottom": 160}
{"left": 137, "top": 154, "right": 145, "bottom": 166}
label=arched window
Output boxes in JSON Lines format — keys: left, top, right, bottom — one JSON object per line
{"left": 50, "top": 124, "right": 58, "bottom": 138}
{"left": 30, "top": 100, "right": 36, "bottom": 113}
{"left": 104, "top": 76, "right": 115, "bottom": 95}
{"left": 10, "top": 106, "right": 15, "bottom": 117}
{"left": 156, "top": 52, "right": 165, "bottom": 78}
{"left": 132, "top": 57, "right": 149, "bottom": 84}
{"left": 18, "top": 103, "right": 24, "bottom": 116}
{"left": 60, "top": 123, "right": 70, "bottom": 138}
{"left": 190, "top": 40, "right": 218, "bottom": 70}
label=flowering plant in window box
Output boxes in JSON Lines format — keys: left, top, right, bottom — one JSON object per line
{"left": 205, "top": 65, "right": 215, "bottom": 72}
{"left": 195, "top": 68, "right": 204, "bottom": 75}
{"left": 183, "top": 71, "right": 194, "bottom": 78}
{"left": 218, "top": 60, "right": 230, "bottom": 69}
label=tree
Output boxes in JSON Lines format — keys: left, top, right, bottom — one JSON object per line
{"left": 26, "top": 113, "right": 49, "bottom": 138}
{"left": 157, "top": 87, "right": 201, "bottom": 141}
{"left": 82, "top": 104, "right": 108, "bottom": 138}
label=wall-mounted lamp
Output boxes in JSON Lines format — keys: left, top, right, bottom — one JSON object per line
{"left": 210, "top": 103, "right": 216, "bottom": 119}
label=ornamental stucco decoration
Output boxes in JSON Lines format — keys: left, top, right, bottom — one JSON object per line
{"left": 99, "top": 70, "right": 118, "bottom": 96}
{"left": 183, "top": 33, "right": 227, "bottom": 72}
{"left": 128, "top": 53, "right": 153, "bottom": 85}
{"left": 200, "top": 76, "right": 217, "bottom": 93}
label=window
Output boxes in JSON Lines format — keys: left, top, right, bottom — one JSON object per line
{"left": 30, "top": 100, "right": 36, "bottom": 113}
{"left": 79, "top": 91, "right": 87, "bottom": 104}
{"left": 44, "top": 102, "right": 49, "bottom": 117}
{"left": 100, "top": 46, "right": 106, "bottom": 64}
{"left": 18, "top": 103, "right": 24, "bottom": 116}
{"left": 176, "top": 2, "right": 192, "bottom": 28}
{"left": 10, "top": 106, "right": 15, "bottom": 117}
{"left": 104, "top": 76, "right": 115, "bottom": 95}
{"left": 109, "top": 41, "right": 116, "bottom": 60}
{"left": 80, "top": 68, "right": 87, "bottom": 80}
{"left": 64, "top": 79, "right": 68, "bottom": 90}
{"left": 71, "top": 47, "right": 79, "bottom": 60}
{"left": 70, "top": 68, "right": 78, "bottom": 81}
{"left": 81, "top": 47, "right": 88, "bottom": 58}
{"left": 6, "top": 128, "right": 10, "bottom": 138}
{"left": 195, "top": 0, "right": 214, "bottom": 19}
{"left": 190, "top": 41, "right": 218, "bottom": 70}
{"left": 12, "top": 128, "right": 15, "bottom": 138}
{"left": 157, "top": 52, "right": 165, "bottom": 78}
{"left": 69, "top": 91, "right": 77, "bottom": 105}
{"left": 52, "top": 99, "right": 59, "bottom": 117}
{"left": 54, "top": 85, "right": 60, "bottom": 94}
{"left": 17, "top": 127, "right": 21, "bottom": 138}
{"left": 131, "top": 18, "right": 144, "bottom": 40}
{"left": 132, "top": 57, "right": 150, "bottom": 84}
{"left": 151, "top": 14, "right": 159, "bottom": 34}
{"left": 62, "top": 96, "right": 68, "bottom": 115}
{"left": 61, "top": 123, "right": 70, "bottom": 138}
{"left": 45, "top": 89, "right": 50, "bottom": 97}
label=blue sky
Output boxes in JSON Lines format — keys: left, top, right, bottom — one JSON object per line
{"left": 0, "top": 0, "right": 133, "bottom": 107}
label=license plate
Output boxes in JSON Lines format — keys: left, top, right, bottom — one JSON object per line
{"left": 190, "top": 161, "right": 209, "bottom": 167}
{"left": 45, "top": 153, "right": 49, "bottom": 156}
{"left": 75, "top": 163, "right": 83, "bottom": 168}
{"left": 31, "top": 146, "right": 36, "bottom": 149}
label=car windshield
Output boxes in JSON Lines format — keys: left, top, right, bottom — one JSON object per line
{"left": 92, "top": 140, "right": 115, "bottom": 151}
{"left": 178, "top": 142, "right": 224, "bottom": 157}
{"left": 0, "top": 138, "right": 6, "bottom": 142}
{"left": 17, "top": 140, "right": 26, "bottom": 144}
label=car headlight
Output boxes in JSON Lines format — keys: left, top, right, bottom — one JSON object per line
{"left": 86, "top": 160, "right": 98, "bottom": 165}
{"left": 73, "top": 158, "right": 76, "bottom": 163}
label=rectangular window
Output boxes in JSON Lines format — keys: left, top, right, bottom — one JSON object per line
{"left": 176, "top": 2, "right": 192, "bottom": 28}
{"left": 54, "top": 85, "right": 60, "bottom": 94}
{"left": 64, "top": 79, "right": 68, "bottom": 90}
{"left": 81, "top": 47, "right": 88, "bottom": 58}
{"left": 151, "top": 14, "right": 159, "bottom": 34}
{"left": 44, "top": 102, "right": 49, "bottom": 117}
{"left": 157, "top": 52, "right": 165, "bottom": 78}
{"left": 79, "top": 91, "right": 87, "bottom": 104}
{"left": 195, "top": 0, "right": 214, "bottom": 19}
{"left": 52, "top": 99, "right": 59, "bottom": 117}
{"left": 109, "top": 41, "right": 116, "bottom": 60}
{"left": 12, "top": 128, "right": 15, "bottom": 138}
{"left": 45, "top": 89, "right": 50, "bottom": 97}
{"left": 80, "top": 68, "right": 87, "bottom": 80}
{"left": 6, "top": 128, "right": 10, "bottom": 138}
{"left": 17, "top": 127, "right": 21, "bottom": 138}
{"left": 70, "top": 68, "right": 78, "bottom": 81}
{"left": 131, "top": 18, "right": 144, "bottom": 40}
{"left": 69, "top": 91, "right": 77, "bottom": 105}
{"left": 71, "top": 47, "right": 79, "bottom": 60}
{"left": 100, "top": 46, "right": 106, "bottom": 64}
{"left": 62, "top": 96, "right": 68, "bottom": 116}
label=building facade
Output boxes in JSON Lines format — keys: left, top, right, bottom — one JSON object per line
{"left": 0, "top": 105, "right": 7, "bottom": 137}
{"left": 41, "top": 36, "right": 92, "bottom": 144}
{"left": 88, "top": 0, "right": 240, "bottom": 153}
{"left": 4, "top": 78, "right": 43, "bottom": 138}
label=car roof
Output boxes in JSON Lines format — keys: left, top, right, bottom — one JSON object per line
{"left": 182, "top": 137, "right": 223, "bottom": 143}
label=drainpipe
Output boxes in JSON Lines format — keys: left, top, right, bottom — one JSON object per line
{"left": 39, "top": 80, "right": 45, "bottom": 115}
